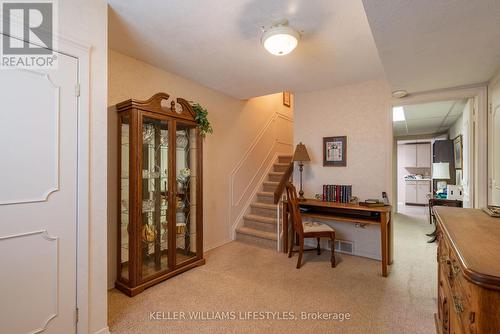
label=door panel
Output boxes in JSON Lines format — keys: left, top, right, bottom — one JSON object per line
{"left": 0, "top": 52, "right": 78, "bottom": 333}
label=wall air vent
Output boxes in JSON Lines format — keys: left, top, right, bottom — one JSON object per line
{"left": 333, "top": 239, "right": 354, "bottom": 254}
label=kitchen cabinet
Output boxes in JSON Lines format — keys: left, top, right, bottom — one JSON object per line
{"left": 416, "top": 144, "right": 431, "bottom": 167}
{"left": 403, "top": 143, "right": 431, "bottom": 168}
{"left": 403, "top": 144, "right": 417, "bottom": 168}
{"left": 405, "top": 181, "right": 417, "bottom": 203}
{"left": 417, "top": 181, "right": 431, "bottom": 204}
{"left": 405, "top": 180, "right": 431, "bottom": 205}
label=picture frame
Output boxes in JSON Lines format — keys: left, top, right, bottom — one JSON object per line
{"left": 283, "top": 91, "right": 291, "bottom": 107}
{"left": 323, "top": 136, "right": 347, "bottom": 166}
{"left": 453, "top": 134, "right": 463, "bottom": 169}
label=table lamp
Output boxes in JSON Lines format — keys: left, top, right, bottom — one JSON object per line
{"left": 432, "top": 162, "right": 450, "bottom": 197}
{"left": 292, "top": 142, "right": 310, "bottom": 201}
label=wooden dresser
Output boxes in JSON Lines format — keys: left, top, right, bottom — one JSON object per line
{"left": 434, "top": 207, "right": 500, "bottom": 334}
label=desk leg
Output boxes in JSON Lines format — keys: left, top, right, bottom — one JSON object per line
{"left": 381, "top": 212, "right": 389, "bottom": 277}
{"left": 283, "top": 202, "right": 288, "bottom": 253}
{"left": 388, "top": 212, "right": 393, "bottom": 265}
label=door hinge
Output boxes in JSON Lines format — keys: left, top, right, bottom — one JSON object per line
{"left": 75, "top": 83, "right": 80, "bottom": 97}
{"left": 75, "top": 307, "right": 79, "bottom": 323}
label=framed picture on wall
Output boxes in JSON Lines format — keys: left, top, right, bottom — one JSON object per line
{"left": 453, "top": 134, "right": 463, "bottom": 169}
{"left": 323, "top": 136, "right": 347, "bottom": 166}
{"left": 283, "top": 92, "right": 291, "bottom": 107}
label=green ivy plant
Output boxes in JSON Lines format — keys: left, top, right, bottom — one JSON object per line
{"left": 191, "top": 103, "right": 213, "bottom": 136}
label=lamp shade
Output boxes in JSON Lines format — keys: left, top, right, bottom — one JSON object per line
{"left": 432, "top": 162, "right": 450, "bottom": 179}
{"left": 293, "top": 142, "right": 310, "bottom": 162}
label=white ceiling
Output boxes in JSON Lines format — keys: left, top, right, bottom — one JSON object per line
{"left": 393, "top": 99, "right": 467, "bottom": 137}
{"left": 108, "top": 0, "right": 385, "bottom": 99}
{"left": 362, "top": 0, "right": 500, "bottom": 94}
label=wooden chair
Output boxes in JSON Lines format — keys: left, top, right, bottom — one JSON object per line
{"left": 285, "top": 183, "right": 336, "bottom": 269}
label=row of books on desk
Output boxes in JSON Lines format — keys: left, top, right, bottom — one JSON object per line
{"left": 322, "top": 185, "right": 352, "bottom": 203}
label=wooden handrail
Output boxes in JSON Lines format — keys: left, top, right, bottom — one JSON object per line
{"left": 274, "top": 162, "right": 294, "bottom": 204}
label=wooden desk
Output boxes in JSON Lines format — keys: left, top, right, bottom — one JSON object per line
{"left": 282, "top": 199, "right": 393, "bottom": 277}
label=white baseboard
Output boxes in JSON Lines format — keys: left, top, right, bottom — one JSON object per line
{"left": 94, "top": 327, "right": 110, "bottom": 334}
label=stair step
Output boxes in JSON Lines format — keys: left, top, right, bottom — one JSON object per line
{"left": 250, "top": 202, "right": 277, "bottom": 218}
{"left": 263, "top": 181, "right": 279, "bottom": 192}
{"left": 243, "top": 213, "right": 276, "bottom": 232}
{"left": 236, "top": 226, "right": 277, "bottom": 240}
{"left": 268, "top": 171, "right": 285, "bottom": 182}
{"left": 273, "top": 163, "right": 290, "bottom": 172}
{"left": 257, "top": 191, "right": 274, "bottom": 204}
{"left": 244, "top": 214, "right": 275, "bottom": 225}
{"left": 251, "top": 202, "right": 276, "bottom": 210}
{"left": 278, "top": 155, "right": 293, "bottom": 163}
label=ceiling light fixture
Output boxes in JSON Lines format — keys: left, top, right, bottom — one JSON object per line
{"left": 392, "top": 90, "right": 408, "bottom": 98}
{"left": 393, "top": 106, "right": 406, "bottom": 122}
{"left": 261, "top": 20, "right": 300, "bottom": 56}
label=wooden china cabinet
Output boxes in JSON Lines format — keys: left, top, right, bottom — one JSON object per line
{"left": 116, "top": 93, "right": 204, "bottom": 296}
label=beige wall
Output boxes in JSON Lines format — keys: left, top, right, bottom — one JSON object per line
{"left": 107, "top": 50, "right": 293, "bottom": 288}
{"left": 294, "top": 79, "right": 392, "bottom": 259}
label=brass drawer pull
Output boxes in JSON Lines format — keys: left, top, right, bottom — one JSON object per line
{"left": 452, "top": 295, "right": 464, "bottom": 314}
{"left": 452, "top": 263, "right": 461, "bottom": 276}
{"left": 439, "top": 255, "right": 450, "bottom": 264}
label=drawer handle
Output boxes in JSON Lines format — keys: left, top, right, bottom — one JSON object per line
{"left": 452, "top": 263, "right": 461, "bottom": 276}
{"left": 439, "top": 255, "right": 450, "bottom": 264}
{"left": 452, "top": 295, "right": 464, "bottom": 314}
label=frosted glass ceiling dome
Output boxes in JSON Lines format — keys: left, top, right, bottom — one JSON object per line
{"left": 261, "top": 21, "right": 300, "bottom": 56}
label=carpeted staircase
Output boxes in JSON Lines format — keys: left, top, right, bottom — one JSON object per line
{"left": 235, "top": 155, "right": 293, "bottom": 249}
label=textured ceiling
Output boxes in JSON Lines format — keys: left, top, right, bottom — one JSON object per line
{"left": 362, "top": 0, "right": 500, "bottom": 94}
{"left": 108, "top": 0, "right": 384, "bottom": 99}
{"left": 393, "top": 99, "right": 467, "bottom": 137}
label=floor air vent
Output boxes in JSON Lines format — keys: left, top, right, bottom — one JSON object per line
{"left": 333, "top": 239, "right": 354, "bottom": 254}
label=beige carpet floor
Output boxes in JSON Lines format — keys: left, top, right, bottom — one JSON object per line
{"left": 108, "top": 208, "right": 437, "bottom": 333}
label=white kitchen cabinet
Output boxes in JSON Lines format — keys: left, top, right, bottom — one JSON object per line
{"left": 402, "top": 143, "right": 431, "bottom": 168}
{"left": 417, "top": 181, "right": 431, "bottom": 204}
{"left": 416, "top": 144, "right": 431, "bottom": 168}
{"left": 405, "top": 180, "right": 431, "bottom": 205}
{"left": 405, "top": 181, "right": 417, "bottom": 203}
{"left": 403, "top": 145, "right": 417, "bottom": 168}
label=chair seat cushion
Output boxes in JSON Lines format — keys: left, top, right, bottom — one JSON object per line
{"left": 303, "top": 221, "right": 334, "bottom": 233}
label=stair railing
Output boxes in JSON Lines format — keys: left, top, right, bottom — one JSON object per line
{"left": 274, "top": 162, "right": 294, "bottom": 204}
{"left": 274, "top": 162, "right": 293, "bottom": 252}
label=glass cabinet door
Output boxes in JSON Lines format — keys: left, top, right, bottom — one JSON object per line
{"left": 120, "top": 115, "right": 130, "bottom": 281}
{"left": 175, "top": 123, "right": 198, "bottom": 264}
{"left": 141, "top": 116, "right": 169, "bottom": 280}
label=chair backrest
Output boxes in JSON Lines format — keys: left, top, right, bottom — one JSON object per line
{"left": 285, "top": 182, "right": 304, "bottom": 235}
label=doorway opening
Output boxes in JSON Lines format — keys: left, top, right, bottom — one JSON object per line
{"left": 393, "top": 98, "right": 474, "bottom": 221}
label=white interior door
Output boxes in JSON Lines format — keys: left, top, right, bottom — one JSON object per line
{"left": 0, "top": 51, "right": 79, "bottom": 333}
{"left": 491, "top": 78, "right": 500, "bottom": 205}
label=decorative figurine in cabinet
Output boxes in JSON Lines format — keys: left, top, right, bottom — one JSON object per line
{"left": 116, "top": 93, "right": 204, "bottom": 296}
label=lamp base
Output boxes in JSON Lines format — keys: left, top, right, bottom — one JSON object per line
{"left": 298, "top": 189, "right": 306, "bottom": 201}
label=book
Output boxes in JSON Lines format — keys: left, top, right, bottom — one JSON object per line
{"left": 322, "top": 184, "right": 352, "bottom": 203}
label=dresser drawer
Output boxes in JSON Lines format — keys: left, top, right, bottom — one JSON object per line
{"left": 447, "top": 249, "right": 477, "bottom": 334}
